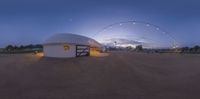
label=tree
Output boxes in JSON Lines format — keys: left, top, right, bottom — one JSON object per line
{"left": 26, "top": 44, "right": 34, "bottom": 49}
{"left": 35, "top": 44, "right": 43, "bottom": 48}
{"left": 19, "top": 45, "right": 25, "bottom": 49}
{"left": 194, "top": 45, "right": 200, "bottom": 51}
{"left": 180, "top": 46, "right": 200, "bottom": 53}
{"left": 181, "top": 47, "right": 189, "bottom": 53}
{"left": 135, "top": 45, "right": 143, "bottom": 52}
{"left": 126, "top": 46, "right": 133, "bottom": 51}
{"left": 5, "top": 45, "right": 14, "bottom": 51}
{"left": 13, "top": 45, "right": 18, "bottom": 50}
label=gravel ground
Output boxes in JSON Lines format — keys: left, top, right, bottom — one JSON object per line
{"left": 0, "top": 52, "right": 200, "bottom": 99}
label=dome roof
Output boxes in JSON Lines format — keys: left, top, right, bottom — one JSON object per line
{"left": 43, "top": 33, "right": 102, "bottom": 47}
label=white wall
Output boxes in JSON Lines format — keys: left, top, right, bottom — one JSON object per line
{"left": 44, "top": 44, "right": 76, "bottom": 58}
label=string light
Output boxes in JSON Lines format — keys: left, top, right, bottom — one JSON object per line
{"left": 94, "top": 21, "right": 178, "bottom": 48}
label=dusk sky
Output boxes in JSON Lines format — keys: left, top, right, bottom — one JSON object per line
{"left": 0, "top": 0, "right": 200, "bottom": 47}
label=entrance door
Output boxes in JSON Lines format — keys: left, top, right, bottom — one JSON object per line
{"left": 76, "top": 45, "right": 90, "bottom": 57}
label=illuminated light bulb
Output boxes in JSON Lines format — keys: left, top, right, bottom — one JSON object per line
{"left": 133, "top": 22, "right": 136, "bottom": 25}
{"left": 146, "top": 24, "right": 150, "bottom": 27}
{"left": 156, "top": 28, "right": 160, "bottom": 30}
{"left": 120, "top": 23, "right": 122, "bottom": 26}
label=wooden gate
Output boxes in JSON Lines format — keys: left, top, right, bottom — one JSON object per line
{"left": 76, "top": 45, "right": 90, "bottom": 57}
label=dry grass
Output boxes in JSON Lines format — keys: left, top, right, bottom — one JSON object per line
{"left": 0, "top": 52, "right": 200, "bottom": 99}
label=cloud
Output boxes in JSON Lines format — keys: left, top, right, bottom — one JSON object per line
{"left": 101, "top": 38, "right": 161, "bottom": 48}
{"left": 102, "top": 38, "right": 143, "bottom": 47}
{"left": 106, "top": 38, "right": 142, "bottom": 45}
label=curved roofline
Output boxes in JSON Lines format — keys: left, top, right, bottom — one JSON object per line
{"left": 43, "top": 42, "right": 100, "bottom": 47}
{"left": 44, "top": 33, "right": 89, "bottom": 42}
{"left": 43, "top": 33, "right": 102, "bottom": 48}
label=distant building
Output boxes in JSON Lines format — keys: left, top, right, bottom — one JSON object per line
{"left": 43, "top": 33, "right": 102, "bottom": 58}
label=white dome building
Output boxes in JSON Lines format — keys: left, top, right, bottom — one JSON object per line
{"left": 43, "top": 33, "right": 102, "bottom": 58}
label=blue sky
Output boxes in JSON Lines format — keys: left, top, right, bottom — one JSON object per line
{"left": 0, "top": 0, "right": 200, "bottom": 47}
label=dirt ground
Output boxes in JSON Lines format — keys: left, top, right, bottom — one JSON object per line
{"left": 0, "top": 52, "right": 200, "bottom": 99}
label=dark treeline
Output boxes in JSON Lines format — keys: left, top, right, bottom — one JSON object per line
{"left": 5, "top": 44, "right": 43, "bottom": 51}
{"left": 106, "top": 45, "right": 200, "bottom": 54}
{"left": 178, "top": 45, "right": 200, "bottom": 54}
{"left": 1, "top": 44, "right": 43, "bottom": 54}
{"left": 105, "top": 45, "right": 143, "bottom": 52}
